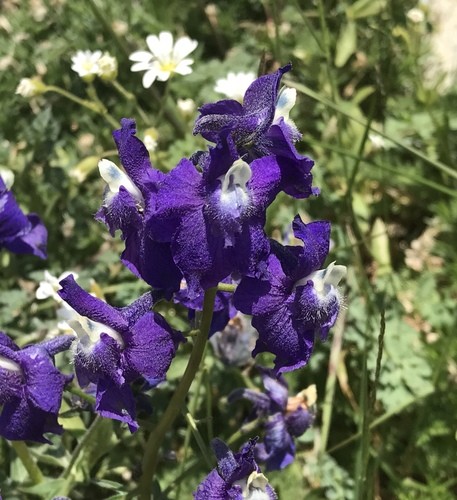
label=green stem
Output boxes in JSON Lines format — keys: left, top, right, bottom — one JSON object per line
{"left": 66, "top": 384, "right": 96, "bottom": 405}
{"left": 183, "top": 408, "right": 213, "bottom": 469}
{"left": 86, "top": 83, "right": 119, "bottom": 129}
{"left": 46, "top": 85, "right": 118, "bottom": 129}
{"left": 138, "top": 287, "right": 217, "bottom": 499}
{"left": 10, "top": 441, "right": 43, "bottom": 485}
{"left": 45, "top": 85, "right": 101, "bottom": 112}
{"left": 217, "top": 283, "right": 236, "bottom": 293}
{"left": 60, "top": 415, "right": 103, "bottom": 482}
{"left": 327, "top": 387, "right": 434, "bottom": 454}
{"left": 110, "top": 80, "right": 151, "bottom": 125}
{"left": 319, "top": 305, "right": 347, "bottom": 457}
{"left": 226, "top": 418, "right": 262, "bottom": 446}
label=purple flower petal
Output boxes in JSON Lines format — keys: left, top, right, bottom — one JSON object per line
{"left": 58, "top": 275, "right": 128, "bottom": 332}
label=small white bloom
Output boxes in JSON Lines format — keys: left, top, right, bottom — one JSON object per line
{"left": 407, "top": 7, "right": 425, "bottom": 23}
{"left": 36, "top": 271, "right": 79, "bottom": 302}
{"left": 129, "top": 31, "right": 198, "bottom": 88}
{"left": 368, "top": 133, "right": 386, "bottom": 151}
{"left": 177, "top": 98, "right": 196, "bottom": 116}
{"left": 97, "top": 52, "right": 118, "bottom": 81}
{"left": 15, "top": 77, "right": 46, "bottom": 98}
{"left": 71, "top": 50, "right": 102, "bottom": 82}
{"left": 143, "top": 128, "right": 159, "bottom": 152}
{"left": 214, "top": 71, "right": 256, "bottom": 102}
{"left": 0, "top": 168, "right": 14, "bottom": 189}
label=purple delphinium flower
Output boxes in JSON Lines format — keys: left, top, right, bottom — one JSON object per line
{"left": 210, "top": 313, "right": 258, "bottom": 367}
{"left": 150, "top": 132, "right": 282, "bottom": 298}
{"left": 229, "top": 369, "right": 315, "bottom": 471}
{"left": 193, "top": 64, "right": 316, "bottom": 199}
{"left": 0, "top": 333, "right": 73, "bottom": 442}
{"left": 234, "top": 215, "right": 346, "bottom": 374}
{"left": 194, "top": 438, "right": 277, "bottom": 499}
{"left": 0, "top": 176, "right": 47, "bottom": 259}
{"left": 175, "top": 278, "right": 237, "bottom": 336}
{"left": 58, "top": 274, "right": 183, "bottom": 431}
{"left": 96, "top": 119, "right": 182, "bottom": 296}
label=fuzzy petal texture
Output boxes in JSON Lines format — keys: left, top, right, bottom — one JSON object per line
{"left": 58, "top": 276, "right": 182, "bottom": 430}
{"left": 0, "top": 332, "right": 72, "bottom": 442}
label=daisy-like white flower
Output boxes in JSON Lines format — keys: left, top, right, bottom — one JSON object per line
{"left": 214, "top": 71, "right": 256, "bottom": 102}
{"left": 129, "top": 31, "right": 198, "bottom": 88}
{"left": 71, "top": 50, "right": 102, "bottom": 82}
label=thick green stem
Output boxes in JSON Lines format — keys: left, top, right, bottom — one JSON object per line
{"left": 10, "top": 441, "right": 43, "bottom": 485}
{"left": 138, "top": 287, "right": 217, "bottom": 499}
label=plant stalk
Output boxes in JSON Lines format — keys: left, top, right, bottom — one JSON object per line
{"left": 138, "top": 287, "right": 217, "bottom": 499}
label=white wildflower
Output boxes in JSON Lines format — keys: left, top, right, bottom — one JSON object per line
{"left": 407, "top": 7, "right": 425, "bottom": 23}
{"left": 177, "top": 98, "right": 196, "bottom": 116}
{"left": 36, "top": 270, "right": 79, "bottom": 303}
{"left": 214, "top": 71, "right": 256, "bottom": 102}
{"left": 129, "top": 31, "right": 198, "bottom": 88}
{"left": 368, "top": 133, "right": 386, "bottom": 151}
{"left": 15, "top": 77, "right": 46, "bottom": 98}
{"left": 144, "top": 128, "right": 159, "bottom": 153}
{"left": 71, "top": 50, "right": 102, "bottom": 82}
{"left": 0, "top": 168, "right": 14, "bottom": 189}
{"left": 97, "top": 52, "right": 118, "bottom": 81}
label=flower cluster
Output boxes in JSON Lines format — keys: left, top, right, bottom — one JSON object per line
{"left": 95, "top": 64, "right": 345, "bottom": 376}
{"left": 194, "top": 438, "right": 277, "bottom": 499}
{"left": 230, "top": 369, "right": 316, "bottom": 470}
{"left": 71, "top": 50, "right": 118, "bottom": 82}
{"left": 1, "top": 66, "right": 345, "bottom": 497}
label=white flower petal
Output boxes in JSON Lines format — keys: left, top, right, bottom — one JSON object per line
{"left": 172, "top": 36, "right": 198, "bottom": 60}
{"left": 129, "top": 50, "right": 154, "bottom": 63}
{"left": 174, "top": 59, "right": 194, "bottom": 75}
{"left": 98, "top": 159, "right": 144, "bottom": 204}
{"left": 142, "top": 68, "right": 159, "bottom": 88}
{"left": 131, "top": 61, "right": 154, "bottom": 72}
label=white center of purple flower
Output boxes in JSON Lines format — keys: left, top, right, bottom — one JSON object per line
{"left": 295, "top": 262, "right": 347, "bottom": 303}
{"left": 68, "top": 316, "right": 125, "bottom": 351}
{"left": 98, "top": 159, "right": 144, "bottom": 211}
{"left": 0, "top": 355, "right": 23, "bottom": 375}
{"left": 233, "top": 471, "right": 271, "bottom": 500}
{"left": 218, "top": 159, "right": 252, "bottom": 214}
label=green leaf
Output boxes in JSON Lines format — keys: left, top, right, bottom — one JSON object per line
{"left": 21, "top": 478, "right": 72, "bottom": 498}
{"left": 335, "top": 21, "right": 357, "bottom": 68}
{"left": 346, "top": 0, "right": 386, "bottom": 20}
